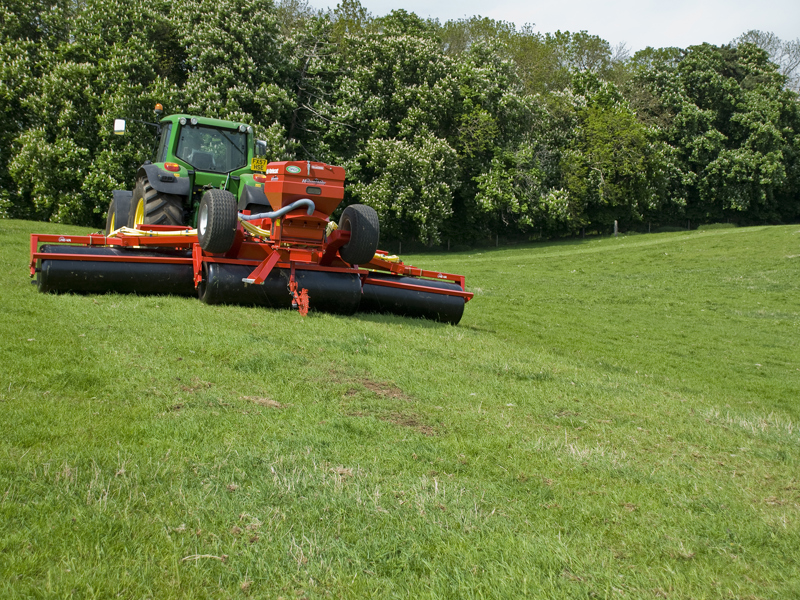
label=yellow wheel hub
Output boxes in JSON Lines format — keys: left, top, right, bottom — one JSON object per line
{"left": 134, "top": 198, "right": 145, "bottom": 225}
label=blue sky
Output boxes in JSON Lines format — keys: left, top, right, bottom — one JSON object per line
{"left": 320, "top": 0, "right": 800, "bottom": 53}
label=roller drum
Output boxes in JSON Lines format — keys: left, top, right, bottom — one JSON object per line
{"left": 360, "top": 273, "right": 465, "bottom": 324}
{"left": 36, "top": 245, "right": 195, "bottom": 296}
{"left": 199, "top": 263, "right": 361, "bottom": 315}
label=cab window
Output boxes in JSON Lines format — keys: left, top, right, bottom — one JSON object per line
{"left": 175, "top": 124, "right": 248, "bottom": 173}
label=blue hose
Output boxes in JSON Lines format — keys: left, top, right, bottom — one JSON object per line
{"left": 238, "top": 198, "right": 316, "bottom": 221}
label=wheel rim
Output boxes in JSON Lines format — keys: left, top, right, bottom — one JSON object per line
{"left": 134, "top": 198, "right": 145, "bottom": 225}
{"left": 198, "top": 204, "right": 208, "bottom": 236}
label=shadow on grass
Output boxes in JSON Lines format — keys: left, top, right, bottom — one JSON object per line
{"left": 402, "top": 237, "right": 599, "bottom": 258}
{"left": 340, "top": 312, "right": 457, "bottom": 329}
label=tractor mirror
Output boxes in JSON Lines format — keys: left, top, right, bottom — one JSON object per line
{"left": 255, "top": 140, "right": 267, "bottom": 157}
{"left": 113, "top": 119, "right": 126, "bottom": 135}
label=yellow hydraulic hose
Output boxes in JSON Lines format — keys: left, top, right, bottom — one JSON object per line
{"left": 238, "top": 218, "right": 271, "bottom": 238}
{"left": 110, "top": 226, "right": 197, "bottom": 237}
{"left": 109, "top": 219, "right": 272, "bottom": 239}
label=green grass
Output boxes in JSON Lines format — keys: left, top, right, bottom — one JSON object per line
{"left": 1, "top": 219, "right": 799, "bottom": 599}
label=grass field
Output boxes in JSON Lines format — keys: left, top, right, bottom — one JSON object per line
{"left": 1, "top": 218, "right": 799, "bottom": 599}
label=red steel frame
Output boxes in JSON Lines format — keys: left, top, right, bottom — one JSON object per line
{"left": 30, "top": 222, "right": 474, "bottom": 313}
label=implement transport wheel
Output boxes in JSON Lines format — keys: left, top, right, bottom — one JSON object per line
{"left": 338, "top": 204, "right": 379, "bottom": 265}
{"left": 197, "top": 189, "right": 238, "bottom": 254}
{"left": 105, "top": 193, "right": 132, "bottom": 235}
{"left": 128, "top": 176, "right": 184, "bottom": 228}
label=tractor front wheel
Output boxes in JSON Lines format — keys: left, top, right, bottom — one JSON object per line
{"left": 197, "top": 189, "right": 238, "bottom": 254}
{"left": 338, "top": 204, "right": 380, "bottom": 266}
{"left": 128, "top": 176, "right": 184, "bottom": 228}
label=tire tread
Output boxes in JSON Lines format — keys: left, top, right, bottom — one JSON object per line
{"left": 339, "top": 204, "right": 380, "bottom": 265}
{"left": 198, "top": 189, "right": 238, "bottom": 254}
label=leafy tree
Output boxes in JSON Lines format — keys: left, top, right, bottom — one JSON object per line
{"left": 437, "top": 19, "right": 578, "bottom": 94}
{"left": 733, "top": 30, "right": 800, "bottom": 92}
{"left": 548, "top": 30, "right": 612, "bottom": 73}
{"left": 6, "top": 0, "right": 184, "bottom": 223}
{"left": 775, "top": 93, "right": 800, "bottom": 221}
{"left": 177, "top": 0, "right": 289, "bottom": 125}
{"left": 634, "top": 43, "right": 797, "bottom": 224}
{"left": 622, "top": 47, "right": 684, "bottom": 130}
{"left": 4, "top": 0, "right": 289, "bottom": 225}
{"left": 304, "top": 9, "right": 459, "bottom": 243}
{"left": 446, "top": 41, "right": 544, "bottom": 238}
{"left": 557, "top": 74, "right": 680, "bottom": 230}
{"left": 275, "top": 0, "right": 320, "bottom": 37}
{"left": 281, "top": 16, "right": 338, "bottom": 151}
{"left": 328, "top": 0, "right": 372, "bottom": 44}
{"left": 438, "top": 16, "right": 519, "bottom": 56}
{"left": 0, "top": 0, "right": 74, "bottom": 218}
{"left": 350, "top": 134, "right": 458, "bottom": 242}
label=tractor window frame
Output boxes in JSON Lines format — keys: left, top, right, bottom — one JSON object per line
{"left": 156, "top": 123, "right": 172, "bottom": 164}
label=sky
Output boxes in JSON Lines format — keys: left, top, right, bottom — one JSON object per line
{"left": 320, "top": 0, "right": 800, "bottom": 53}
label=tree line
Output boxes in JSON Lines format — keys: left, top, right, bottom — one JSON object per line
{"left": 2, "top": 0, "right": 799, "bottom": 244}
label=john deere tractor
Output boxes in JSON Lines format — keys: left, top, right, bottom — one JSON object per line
{"left": 109, "top": 105, "right": 272, "bottom": 238}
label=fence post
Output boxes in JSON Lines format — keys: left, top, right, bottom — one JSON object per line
{"left": 614, "top": 220, "right": 618, "bottom": 237}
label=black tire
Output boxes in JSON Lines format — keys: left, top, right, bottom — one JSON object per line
{"left": 338, "top": 204, "right": 380, "bottom": 265}
{"left": 105, "top": 193, "right": 133, "bottom": 235}
{"left": 128, "top": 176, "right": 184, "bottom": 228}
{"left": 197, "top": 189, "right": 238, "bottom": 254}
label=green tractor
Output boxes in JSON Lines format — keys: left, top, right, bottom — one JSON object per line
{"left": 108, "top": 105, "right": 271, "bottom": 238}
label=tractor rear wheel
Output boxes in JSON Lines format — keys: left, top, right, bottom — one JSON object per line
{"left": 128, "top": 176, "right": 184, "bottom": 228}
{"left": 105, "top": 194, "right": 132, "bottom": 235}
{"left": 197, "top": 189, "right": 238, "bottom": 254}
{"left": 338, "top": 204, "right": 380, "bottom": 266}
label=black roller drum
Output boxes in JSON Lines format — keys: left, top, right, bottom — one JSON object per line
{"left": 199, "top": 263, "right": 362, "bottom": 316}
{"left": 360, "top": 273, "right": 465, "bottom": 324}
{"left": 36, "top": 245, "right": 196, "bottom": 296}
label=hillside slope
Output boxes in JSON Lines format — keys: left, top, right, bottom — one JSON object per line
{"left": 1, "top": 219, "right": 799, "bottom": 598}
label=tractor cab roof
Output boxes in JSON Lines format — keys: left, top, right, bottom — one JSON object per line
{"left": 161, "top": 114, "right": 251, "bottom": 131}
